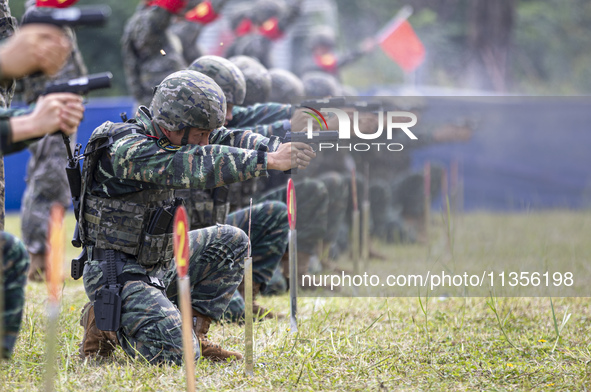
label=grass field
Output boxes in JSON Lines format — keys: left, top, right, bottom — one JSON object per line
{"left": 1, "top": 211, "right": 591, "bottom": 391}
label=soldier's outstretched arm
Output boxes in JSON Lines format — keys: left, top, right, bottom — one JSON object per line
{"left": 111, "top": 136, "right": 273, "bottom": 189}
{"left": 0, "top": 93, "right": 84, "bottom": 155}
{"left": 230, "top": 103, "right": 292, "bottom": 128}
{"left": 209, "top": 126, "right": 281, "bottom": 151}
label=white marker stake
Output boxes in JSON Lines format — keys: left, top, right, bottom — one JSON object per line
{"left": 244, "top": 199, "right": 254, "bottom": 376}
{"left": 173, "top": 206, "right": 195, "bottom": 392}
{"left": 287, "top": 179, "right": 298, "bottom": 334}
{"left": 45, "top": 204, "right": 65, "bottom": 392}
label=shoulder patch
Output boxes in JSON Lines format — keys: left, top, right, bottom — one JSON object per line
{"left": 157, "top": 137, "right": 181, "bottom": 152}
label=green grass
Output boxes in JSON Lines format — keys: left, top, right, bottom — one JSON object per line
{"left": 2, "top": 211, "right": 591, "bottom": 391}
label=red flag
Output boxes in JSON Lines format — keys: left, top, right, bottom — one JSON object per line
{"left": 379, "top": 20, "right": 425, "bottom": 73}
{"left": 36, "top": 0, "right": 79, "bottom": 8}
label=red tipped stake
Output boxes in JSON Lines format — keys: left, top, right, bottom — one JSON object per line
{"left": 44, "top": 203, "right": 65, "bottom": 392}
{"left": 173, "top": 206, "right": 195, "bottom": 392}
{"left": 287, "top": 179, "right": 298, "bottom": 333}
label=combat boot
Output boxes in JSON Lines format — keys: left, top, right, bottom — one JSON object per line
{"left": 238, "top": 280, "right": 285, "bottom": 320}
{"left": 27, "top": 252, "right": 45, "bottom": 282}
{"left": 79, "top": 302, "right": 118, "bottom": 359}
{"left": 192, "top": 311, "right": 242, "bottom": 361}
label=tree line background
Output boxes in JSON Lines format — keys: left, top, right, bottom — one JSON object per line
{"left": 10, "top": 0, "right": 591, "bottom": 96}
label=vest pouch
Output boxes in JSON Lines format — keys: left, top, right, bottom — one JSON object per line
{"left": 137, "top": 231, "right": 174, "bottom": 267}
{"left": 214, "top": 202, "right": 230, "bottom": 225}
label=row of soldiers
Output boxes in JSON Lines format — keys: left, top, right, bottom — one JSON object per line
{"left": 2, "top": 0, "right": 471, "bottom": 364}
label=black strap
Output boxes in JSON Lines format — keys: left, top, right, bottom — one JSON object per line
{"left": 118, "top": 272, "right": 165, "bottom": 290}
{"left": 104, "top": 249, "right": 118, "bottom": 287}
{"left": 93, "top": 247, "right": 165, "bottom": 291}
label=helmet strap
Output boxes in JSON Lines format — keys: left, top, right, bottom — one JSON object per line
{"left": 181, "top": 128, "right": 191, "bottom": 146}
{"left": 151, "top": 121, "right": 166, "bottom": 138}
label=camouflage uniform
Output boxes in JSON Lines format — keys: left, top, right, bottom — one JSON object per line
{"left": 0, "top": 0, "right": 17, "bottom": 230}
{"left": 1, "top": 232, "right": 29, "bottom": 358}
{"left": 121, "top": 4, "right": 187, "bottom": 107}
{"left": 80, "top": 71, "right": 280, "bottom": 364}
{"left": 19, "top": 13, "right": 87, "bottom": 256}
{"left": 184, "top": 56, "right": 288, "bottom": 320}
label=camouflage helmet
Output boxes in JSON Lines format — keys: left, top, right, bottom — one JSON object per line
{"left": 229, "top": 55, "right": 271, "bottom": 106}
{"left": 189, "top": 55, "right": 246, "bottom": 105}
{"left": 302, "top": 71, "right": 341, "bottom": 97}
{"left": 307, "top": 26, "right": 337, "bottom": 50}
{"left": 269, "top": 68, "right": 304, "bottom": 104}
{"left": 251, "top": 0, "right": 286, "bottom": 25}
{"left": 150, "top": 70, "right": 226, "bottom": 132}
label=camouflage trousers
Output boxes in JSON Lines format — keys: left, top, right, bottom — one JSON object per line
{"left": 223, "top": 200, "right": 289, "bottom": 321}
{"left": 255, "top": 177, "right": 329, "bottom": 254}
{"left": 1, "top": 232, "right": 29, "bottom": 358}
{"left": 83, "top": 224, "right": 247, "bottom": 365}
{"left": 21, "top": 134, "right": 74, "bottom": 254}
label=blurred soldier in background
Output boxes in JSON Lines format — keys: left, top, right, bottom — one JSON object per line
{"left": 18, "top": 0, "right": 88, "bottom": 282}
{"left": 121, "top": 0, "right": 222, "bottom": 107}
{"left": 295, "top": 25, "right": 376, "bottom": 79}
{"left": 224, "top": 0, "right": 301, "bottom": 68}
{"left": 169, "top": 0, "right": 229, "bottom": 65}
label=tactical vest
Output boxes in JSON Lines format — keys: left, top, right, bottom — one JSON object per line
{"left": 228, "top": 178, "right": 258, "bottom": 212}
{"left": 78, "top": 121, "right": 176, "bottom": 267}
{"left": 175, "top": 187, "right": 230, "bottom": 230}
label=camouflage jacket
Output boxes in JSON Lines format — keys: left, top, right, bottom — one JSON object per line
{"left": 121, "top": 5, "right": 187, "bottom": 106}
{"left": 87, "top": 107, "right": 281, "bottom": 199}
